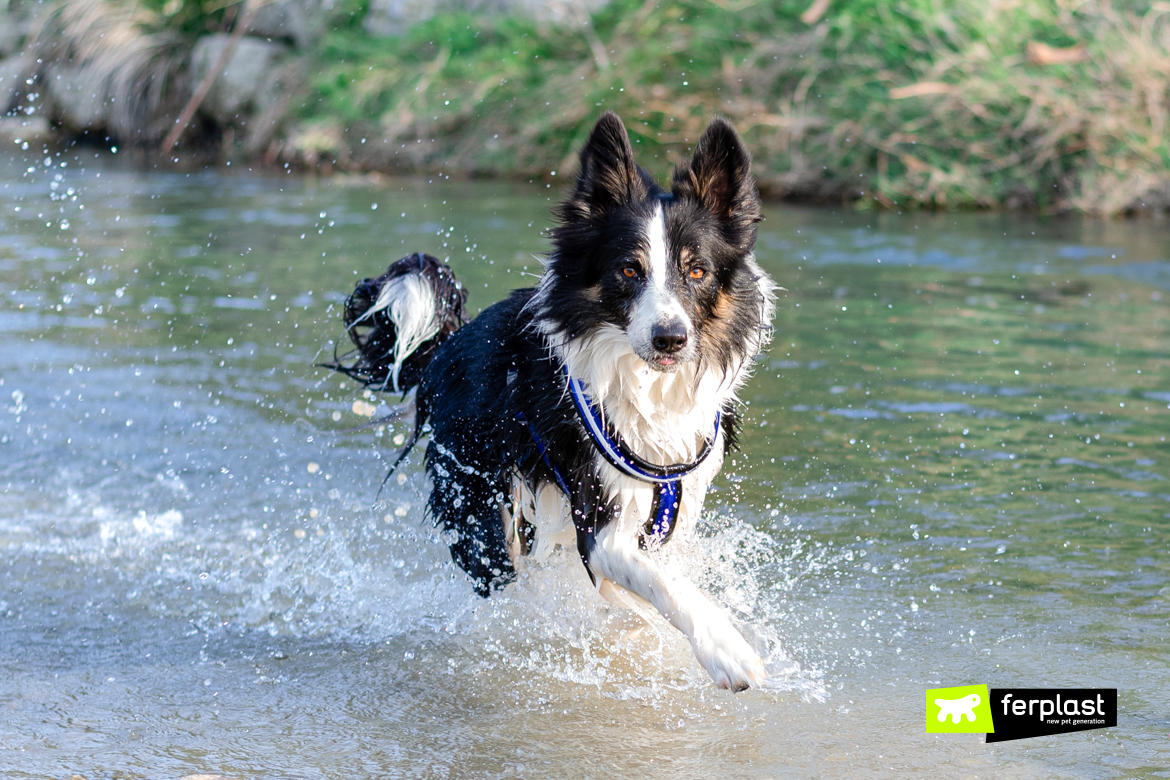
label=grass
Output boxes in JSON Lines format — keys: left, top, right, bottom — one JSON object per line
{"left": 12, "top": 0, "right": 1170, "bottom": 214}
{"left": 287, "top": 0, "right": 1170, "bottom": 215}
{"left": 15, "top": 0, "right": 187, "bottom": 143}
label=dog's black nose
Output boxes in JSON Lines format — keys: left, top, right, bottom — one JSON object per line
{"left": 652, "top": 321, "right": 689, "bottom": 353}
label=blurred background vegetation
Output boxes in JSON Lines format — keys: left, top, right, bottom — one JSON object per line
{"left": 3, "top": 0, "right": 1170, "bottom": 214}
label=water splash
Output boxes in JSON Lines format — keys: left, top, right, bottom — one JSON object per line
{"left": 6, "top": 476, "right": 832, "bottom": 702}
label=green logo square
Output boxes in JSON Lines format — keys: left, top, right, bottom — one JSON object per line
{"left": 926, "top": 684, "right": 995, "bottom": 733}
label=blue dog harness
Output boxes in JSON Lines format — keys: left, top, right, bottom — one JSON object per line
{"left": 518, "top": 370, "right": 721, "bottom": 547}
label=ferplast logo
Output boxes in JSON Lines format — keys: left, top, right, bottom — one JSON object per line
{"left": 985, "top": 689, "right": 1117, "bottom": 743}
{"left": 926, "top": 686, "right": 1118, "bottom": 742}
{"left": 925, "top": 685, "right": 995, "bottom": 734}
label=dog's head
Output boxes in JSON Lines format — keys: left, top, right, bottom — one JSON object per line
{"left": 537, "top": 112, "right": 771, "bottom": 374}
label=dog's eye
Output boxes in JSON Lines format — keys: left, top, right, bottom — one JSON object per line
{"left": 622, "top": 266, "right": 638, "bottom": 279}
{"left": 689, "top": 267, "right": 706, "bottom": 280}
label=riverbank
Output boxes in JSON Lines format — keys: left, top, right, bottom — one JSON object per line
{"left": 4, "top": 0, "right": 1170, "bottom": 214}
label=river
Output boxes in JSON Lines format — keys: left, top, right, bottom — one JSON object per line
{"left": 1, "top": 148, "right": 1167, "bottom": 778}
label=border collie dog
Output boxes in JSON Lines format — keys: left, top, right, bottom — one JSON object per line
{"left": 332, "top": 112, "right": 777, "bottom": 691}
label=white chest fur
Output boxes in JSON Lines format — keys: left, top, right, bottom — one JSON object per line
{"left": 563, "top": 326, "right": 738, "bottom": 541}
{"left": 554, "top": 332, "right": 767, "bottom": 691}
{"left": 503, "top": 324, "right": 751, "bottom": 562}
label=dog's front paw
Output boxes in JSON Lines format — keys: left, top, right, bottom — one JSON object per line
{"left": 690, "top": 619, "right": 767, "bottom": 692}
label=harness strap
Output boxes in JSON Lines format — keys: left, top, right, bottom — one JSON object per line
{"left": 517, "top": 411, "right": 594, "bottom": 580}
{"left": 567, "top": 373, "right": 720, "bottom": 483}
{"left": 644, "top": 479, "right": 680, "bottom": 548}
{"left": 515, "top": 411, "right": 571, "bottom": 496}
{"left": 516, "top": 370, "right": 718, "bottom": 550}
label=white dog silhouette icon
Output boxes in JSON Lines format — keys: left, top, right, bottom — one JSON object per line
{"left": 935, "top": 693, "right": 981, "bottom": 723}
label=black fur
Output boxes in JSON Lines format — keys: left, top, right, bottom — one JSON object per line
{"left": 326, "top": 252, "right": 467, "bottom": 392}
{"left": 333, "top": 114, "right": 768, "bottom": 597}
{"left": 544, "top": 112, "right": 766, "bottom": 377}
{"left": 418, "top": 291, "right": 605, "bottom": 595}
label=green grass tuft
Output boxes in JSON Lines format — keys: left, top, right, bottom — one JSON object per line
{"left": 283, "top": 0, "right": 1170, "bottom": 214}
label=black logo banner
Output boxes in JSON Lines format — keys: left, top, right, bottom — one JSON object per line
{"left": 986, "top": 688, "right": 1117, "bottom": 743}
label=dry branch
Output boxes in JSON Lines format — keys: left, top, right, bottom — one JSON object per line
{"left": 160, "top": 0, "right": 268, "bottom": 154}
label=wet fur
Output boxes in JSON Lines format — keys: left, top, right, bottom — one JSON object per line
{"left": 339, "top": 113, "right": 777, "bottom": 690}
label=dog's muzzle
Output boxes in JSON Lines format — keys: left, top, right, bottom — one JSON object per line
{"left": 647, "top": 318, "right": 692, "bottom": 368}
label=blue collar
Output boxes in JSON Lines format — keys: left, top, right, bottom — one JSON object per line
{"left": 516, "top": 370, "right": 721, "bottom": 550}
{"left": 566, "top": 372, "right": 720, "bottom": 484}
{"left": 567, "top": 371, "right": 721, "bottom": 548}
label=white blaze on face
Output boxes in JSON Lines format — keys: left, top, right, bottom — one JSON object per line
{"left": 627, "top": 203, "right": 691, "bottom": 361}
{"left": 646, "top": 201, "right": 669, "bottom": 288}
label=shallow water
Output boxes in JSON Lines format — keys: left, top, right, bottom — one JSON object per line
{"left": 1, "top": 148, "right": 1168, "bottom": 779}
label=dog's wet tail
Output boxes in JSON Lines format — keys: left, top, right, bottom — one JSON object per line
{"left": 326, "top": 252, "right": 467, "bottom": 395}
{"left": 326, "top": 253, "right": 465, "bottom": 492}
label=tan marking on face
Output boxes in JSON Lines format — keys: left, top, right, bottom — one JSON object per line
{"left": 703, "top": 288, "right": 738, "bottom": 345}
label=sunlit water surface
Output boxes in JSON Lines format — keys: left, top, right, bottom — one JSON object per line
{"left": 2, "top": 149, "right": 1168, "bottom": 779}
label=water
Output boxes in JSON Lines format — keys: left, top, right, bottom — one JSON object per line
{"left": 2, "top": 148, "right": 1168, "bottom": 778}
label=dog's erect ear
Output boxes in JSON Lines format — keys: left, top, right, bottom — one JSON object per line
{"left": 568, "top": 111, "right": 648, "bottom": 216}
{"left": 672, "top": 117, "right": 761, "bottom": 230}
